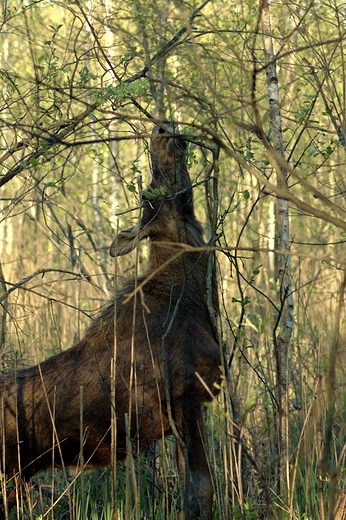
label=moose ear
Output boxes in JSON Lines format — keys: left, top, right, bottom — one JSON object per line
{"left": 109, "top": 224, "right": 147, "bottom": 257}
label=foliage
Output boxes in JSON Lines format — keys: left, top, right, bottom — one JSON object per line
{"left": 1, "top": 0, "right": 346, "bottom": 518}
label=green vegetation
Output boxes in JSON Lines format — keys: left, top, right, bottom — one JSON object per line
{"left": 1, "top": 0, "right": 346, "bottom": 518}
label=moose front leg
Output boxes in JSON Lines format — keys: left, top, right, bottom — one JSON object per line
{"left": 175, "top": 404, "right": 213, "bottom": 520}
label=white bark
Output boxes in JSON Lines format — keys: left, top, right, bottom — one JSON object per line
{"left": 261, "top": 0, "right": 294, "bottom": 503}
{"left": 0, "top": 13, "right": 9, "bottom": 357}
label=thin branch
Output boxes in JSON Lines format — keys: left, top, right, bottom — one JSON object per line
{"left": 0, "top": 0, "right": 211, "bottom": 188}
{"left": 0, "top": 268, "right": 98, "bottom": 305}
{"left": 191, "top": 127, "right": 346, "bottom": 234}
{"left": 256, "top": 35, "right": 346, "bottom": 74}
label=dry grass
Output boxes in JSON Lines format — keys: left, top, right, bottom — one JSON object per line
{"left": 1, "top": 166, "right": 346, "bottom": 520}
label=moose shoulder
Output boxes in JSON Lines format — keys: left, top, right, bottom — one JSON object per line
{"left": 0, "top": 122, "right": 221, "bottom": 520}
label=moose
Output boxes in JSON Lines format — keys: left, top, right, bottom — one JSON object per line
{"left": 0, "top": 122, "right": 221, "bottom": 519}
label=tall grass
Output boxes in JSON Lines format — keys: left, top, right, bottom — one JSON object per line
{"left": 1, "top": 185, "right": 346, "bottom": 519}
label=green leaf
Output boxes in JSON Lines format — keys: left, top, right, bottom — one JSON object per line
{"left": 143, "top": 186, "right": 166, "bottom": 200}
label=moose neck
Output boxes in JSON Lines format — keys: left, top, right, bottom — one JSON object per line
{"left": 148, "top": 218, "right": 206, "bottom": 275}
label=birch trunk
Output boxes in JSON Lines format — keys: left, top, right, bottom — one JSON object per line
{"left": 84, "top": 1, "right": 109, "bottom": 293}
{"left": 0, "top": 12, "right": 9, "bottom": 362}
{"left": 261, "top": 0, "right": 294, "bottom": 505}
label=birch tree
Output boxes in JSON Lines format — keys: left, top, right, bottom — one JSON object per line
{"left": 260, "top": 0, "right": 294, "bottom": 505}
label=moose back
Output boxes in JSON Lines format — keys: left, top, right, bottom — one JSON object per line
{"left": 0, "top": 123, "right": 221, "bottom": 520}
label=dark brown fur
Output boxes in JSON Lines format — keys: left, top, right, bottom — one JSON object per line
{"left": 0, "top": 123, "right": 221, "bottom": 519}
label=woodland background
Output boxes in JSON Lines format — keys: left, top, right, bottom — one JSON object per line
{"left": 1, "top": 0, "right": 346, "bottom": 518}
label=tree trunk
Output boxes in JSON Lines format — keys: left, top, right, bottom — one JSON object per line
{"left": 0, "top": 13, "right": 9, "bottom": 367}
{"left": 261, "top": 0, "right": 294, "bottom": 506}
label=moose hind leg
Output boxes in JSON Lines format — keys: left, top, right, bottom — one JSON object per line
{"left": 175, "top": 404, "right": 213, "bottom": 520}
